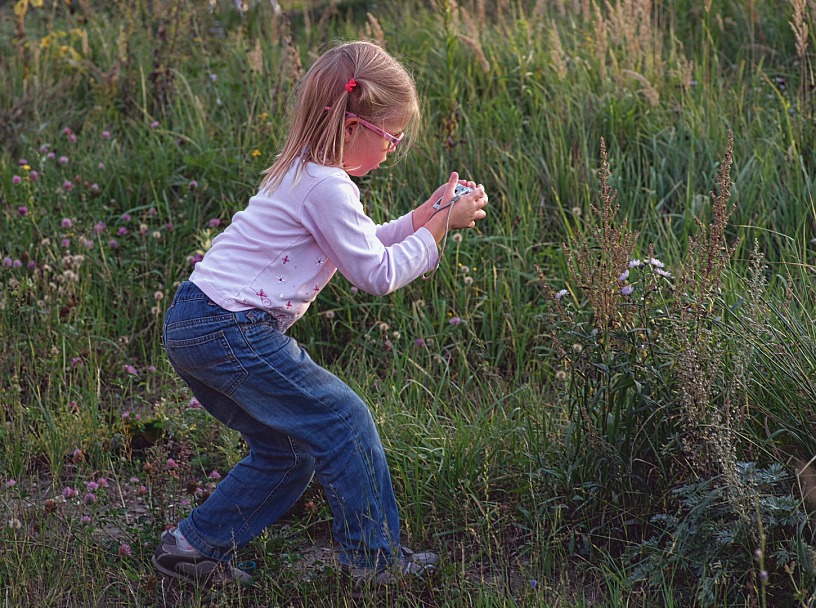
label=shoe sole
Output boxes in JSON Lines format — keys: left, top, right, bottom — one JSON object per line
{"left": 152, "top": 554, "right": 217, "bottom": 589}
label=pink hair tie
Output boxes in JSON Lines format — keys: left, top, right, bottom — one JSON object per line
{"left": 344, "top": 78, "right": 357, "bottom": 93}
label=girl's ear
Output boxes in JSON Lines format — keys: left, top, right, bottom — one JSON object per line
{"left": 344, "top": 118, "right": 357, "bottom": 142}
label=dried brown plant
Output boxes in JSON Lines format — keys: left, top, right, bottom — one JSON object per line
{"left": 366, "top": 12, "right": 386, "bottom": 45}
{"left": 622, "top": 68, "right": 659, "bottom": 106}
{"left": 458, "top": 34, "right": 491, "bottom": 72}
{"left": 562, "top": 138, "right": 638, "bottom": 331}
{"left": 549, "top": 23, "right": 569, "bottom": 80}
{"left": 593, "top": 2, "right": 608, "bottom": 80}
{"left": 677, "top": 130, "right": 737, "bottom": 325}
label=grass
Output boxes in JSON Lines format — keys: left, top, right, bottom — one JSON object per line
{"left": 2, "top": 0, "right": 816, "bottom": 606}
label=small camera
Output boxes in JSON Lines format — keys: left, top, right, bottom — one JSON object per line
{"left": 433, "top": 184, "right": 473, "bottom": 211}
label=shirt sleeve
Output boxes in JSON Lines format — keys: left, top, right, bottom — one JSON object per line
{"left": 300, "top": 177, "right": 439, "bottom": 296}
{"left": 375, "top": 212, "right": 415, "bottom": 246}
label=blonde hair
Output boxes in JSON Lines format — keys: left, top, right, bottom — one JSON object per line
{"left": 260, "top": 40, "right": 420, "bottom": 192}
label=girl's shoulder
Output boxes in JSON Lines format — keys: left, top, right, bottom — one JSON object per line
{"left": 298, "top": 162, "right": 358, "bottom": 198}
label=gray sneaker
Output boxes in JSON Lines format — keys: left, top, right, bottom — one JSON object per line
{"left": 342, "top": 547, "right": 439, "bottom": 596}
{"left": 151, "top": 528, "right": 253, "bottom": 589}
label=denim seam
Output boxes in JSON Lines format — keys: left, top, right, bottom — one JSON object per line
{"left": 165, "top": 313, "right": 236, "bottom": 331}
{"left": 166, "top": 330, "right": 248, "bottom": 395}
{"left": 234, "top": 437, "right": 302, "bottom": 542}
{"left": 239, "top": 333, "right": 394, "bottom": 563}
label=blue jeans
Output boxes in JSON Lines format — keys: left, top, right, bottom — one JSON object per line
{"left": 162, "top": 281, "right": 401, "bottom": 569}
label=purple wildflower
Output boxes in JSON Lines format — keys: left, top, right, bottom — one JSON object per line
{"left": 118, "top": 543, "right": 132, "bottom": 557}
{"left": 29, "top": 170, "right": 39, "bottom": 181}
{"left": 61, "top": 238, "right": 71, "bottom": 248}
{"left": 94, "top": 221, "right": 106, "bottom": 234}
{"left": 61, "top": 218, "right": 73, "bottom": 228}
{"left": 621, "top": 285, "right": 635, "bottom": 296}
{"left": 63, "top": 180, "right": 73, "bottom": 191}
{"left": 12, "top": 260, "right": 22, "bottom": 268}
{"left": 58, "top": 155, "right": 69, "bottom": 165}
{"left": 18, "top": 206, "right": 28, "bottom": 216}
{"left": 449, "top": 317, "right": 462, "bottom": 326}
{"left": 120, "top": 213, "right": 131, "bottom": 222}
{"left": 108, "top": 239, "right": 119, "bottom": 249}
{"left": 101, "top": 130, "right": 111, "bottom": 139}
{"left": 555, "top": 289, "right": 569, "bottom": 300}
{"left": 63, "top": 486, "right": 78, "bottom": 499}
{"left": 12, "top": 175, "right": 21, "bottom": 185}
{"left": 117, "top": 227, "right": 128, "bottom": 236}
{"left": 123, "top": 364, "right": 138, "bottom": 375}
{"left": 208, "top": 218, "right": 221, "bottom": 228}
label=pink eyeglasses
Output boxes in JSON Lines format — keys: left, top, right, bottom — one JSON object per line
{"left": 345, "top": 112, "right": 404, "bottom": 152}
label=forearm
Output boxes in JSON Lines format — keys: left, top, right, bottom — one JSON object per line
{"left": 411, "top": 204, "right": 435, "bottom": 233}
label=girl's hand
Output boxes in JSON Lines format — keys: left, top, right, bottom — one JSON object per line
{"left": 421, "top": 172, "right": 488, "bottom": 242}
{"left": 414, "top": 172, "right": 477, "bottom": 230}
{"left": 446, "top": 181, "right": 488, "bottom": 230}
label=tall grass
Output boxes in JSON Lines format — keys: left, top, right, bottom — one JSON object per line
{"left": 1, "top": 0, "right": 816, "bottom": 606}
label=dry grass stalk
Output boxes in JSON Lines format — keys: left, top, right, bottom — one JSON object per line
{"left": 581, "top": 0, "right": 592, "bottom": 21}
{"left": 622, "top": 68, "right": 659, "bottom": 106}
{"left": 791, "top": 0, "right": 809, "bottom": 60}
{"left": 670, "top": 42, "right": 694, "bottom": 92}
{"left": 247, "top": 38, "right": 263, "bottom": 74}
{"left": 550, "top": 23, "right": 569, "bottom": 80}
{"left": 593, "top": 1, "right": 608, "bottom": 80}
{"left": 457, "top": 34, "right": 491, "bottom": 72}
{"left": 316, "top": 1, "right": 338, "bottom": 42}
{"left": 365, "top": 13, "right": 385, "bottom": 45}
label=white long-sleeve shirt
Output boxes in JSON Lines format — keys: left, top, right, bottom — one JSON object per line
{"left": 190, "top": 162, "right": 439, "bottom": 332}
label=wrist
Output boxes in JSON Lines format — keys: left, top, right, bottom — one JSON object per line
{"left": 412, "top": 202, "right": 435, "bottom": 232}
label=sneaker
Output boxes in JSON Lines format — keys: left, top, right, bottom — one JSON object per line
{"left": 151, "top": 528, "right": 253, "bottom": 589}
{"left": 342, "top": 547, "right": 439, "bottom": 596}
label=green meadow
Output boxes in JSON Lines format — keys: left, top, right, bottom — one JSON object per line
{"left": 2, "top": 0, "right": 815, "bottom": 605}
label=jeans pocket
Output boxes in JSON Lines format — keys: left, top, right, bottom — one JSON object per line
{"left": 165, "top": 330, "right": 248, "bottom": 396}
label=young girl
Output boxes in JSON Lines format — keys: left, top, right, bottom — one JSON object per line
{"left": 152, "top": 40, "right": 488, "bottom": 591}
